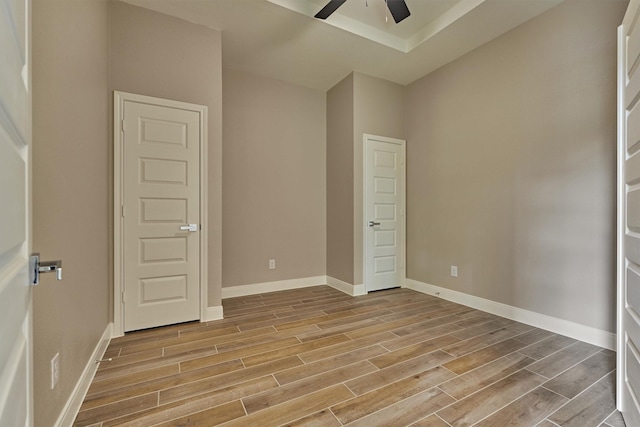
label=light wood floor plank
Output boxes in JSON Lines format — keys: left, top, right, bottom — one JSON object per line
{"left": 281, "top": 409, "right": 342, "bottom": 427}
{"left": 443, "top": 322, "right": 533, "bottom": 357}
{"left": 242, "top": 360, "right": 377, "bottom": 414}
{"left": 346, "top": 350, "right": 454, "bottom": 396}
{"left": 88, "top": 364, "right": 180, "bottom": 396}
{"left": 409, "top": 414, "right": 451, "bottom": 427}
{"left": 332, "top": 366, "right": 455, "bottom": 424}
{"left": 543, "top": 350, "right": 616, "bottom": 399}
{"left": 437, "top": 369, "right": 547, "bottom": 427}
{"left": 518, "top": 334, "right": 578, "bottom": 360}
{"left": 512, "top": 328, "right": 556, "bottom": 346}
{"left": 296, "top": 318, "right": 382, "bottom": 342}
{"left": 83, "top": 359, "right": 244, "bottom": 410}
{"left": 74, "top": 392, "right": 158, "bottom": 426}
{"left": 547, "top": 371, "right": 617, "bottom": 427}
{"left": 159, "top": 356, "right": 303, "bottom": 405}
{"left": 473, "top": 386, "right": 567, "bottom": 427}
{"left": 220, "top": 384, "right": 355, "bottom": 427}
{"left": 274, "top": 344, "right": 388, "bottom": 385}
{"left": 241, "top": 334, "right": 351, "bottom": 367}
{"left": 343, "top": 387, "right": 455, "bottom": 427}
{"left": 527, "top": 341, "right": 603, "bottom": 379}
{"left": 94, "top": 349, "right": 219, "bottom": 382}
{"left": 162, "top": 326, "right": 274, "bottom": 356}
{"left": 215, "top": 325, "right": 318, "bottom": 354}
{"left": 604, "top": 410, "right": 627, "bottom": 427}
{"left": 449, "top": 319, "right": 510, "bottom": 341}
{"left": 438, "top": 352, "right": 536, "bottom": 400}
{"left": 442, "top": 338, "right": 528, "bottom": 375}
{"left": 383, "top": 323, "right": 463, "bottom": 352}
{"left": 370, "top": 334, "right": 460, "bottom": 369}
{"left": 179, "top": 336, "right": 301, "bottom": 372}
{"left": 152, "top": 400, "right": 246, "bottom": 427}
{"left": 391, "top": 314, "right": 463, "bottom": 337}
{"left": 101, "top": 376, "right": 277, "bottom": 427}
{"left": 299, "top": 331, "right": 397, "bottom": 363}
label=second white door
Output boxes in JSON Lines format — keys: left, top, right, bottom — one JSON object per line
{"left": 364, "top": 134, "right": 406, "bottom": 292}
{"left": 119, "top": 94, "right": 204, "bottom": 332}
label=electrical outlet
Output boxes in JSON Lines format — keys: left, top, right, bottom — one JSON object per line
{"left": 51, "top": 353, "right": 60, "bottom": 389}
{"left": 269, "top": 259, "right": 276, "bottom": 270}
{"left": 451, "top": 265, "right": 458, "bottom": 277}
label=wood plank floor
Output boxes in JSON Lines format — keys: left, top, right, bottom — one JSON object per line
{"left": 74, "top": 286, "right": 624, "bottom": 427}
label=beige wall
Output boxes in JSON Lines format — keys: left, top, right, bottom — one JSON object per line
{"left": 327, "top": 74, "right": 355, "bottom": 284}
{"left": 406, "top": 0, "right": 625, "bottom": 332}
{"left": 109, "top": 1, "right": 223, "bottom": 305}
{"left": 222, "top": 69, "right": 326, "bottom": 287}
{"left": 32, "top": 1, "right": 110, "bottom": 425}
{"left": 353, "top": 73, "right": 406, "bottom": 285}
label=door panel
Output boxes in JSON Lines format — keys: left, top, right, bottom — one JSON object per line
{"left": 619, "top": 1, "right": 640, "bottom": 425}
{"left": 140, "top": 237, "right": 187, "bottom": 264}
{"left": 364, "top": 135, "right": 405, "bottom": 292}
{"left": 0, "top": 0, "right": 31, "bottom": 424}
{"left": 122, "top": 100, "right": 201, "bottom": 332}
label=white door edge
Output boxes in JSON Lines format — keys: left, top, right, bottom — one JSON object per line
{"left": 113, "top": 91, "right": 208, "bottom": 337}
{"left": 616, "top": 21, "right": 625, "bottom": 411}
{"left": 617, "top": 1, "right": 640, "bottom": 423}
{"left": 362, "top": 133, "right": 406, "bottom": 293}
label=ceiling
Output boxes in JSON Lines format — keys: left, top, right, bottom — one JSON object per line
{"left": 121, "top": 0, "right": 564, "bottom": 91}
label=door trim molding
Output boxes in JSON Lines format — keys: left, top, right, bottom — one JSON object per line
{"left": 113, "top": 91, "right": 208, "bottom": 337}
{"left": 362, "top": 134, "right": 406, "bottom": 293}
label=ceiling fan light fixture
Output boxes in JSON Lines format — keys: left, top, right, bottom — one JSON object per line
{"left": 314, "top": 0, "right": 410, "bottom": 23}
{"left": 387, "top": 0, "right": 411, "bottom": 23}
{"left": 314, "top": 0, "right": 347, "bottom": 19}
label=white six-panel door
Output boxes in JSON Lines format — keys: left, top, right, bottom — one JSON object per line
{"left": 618, "top": 1, "right": 640, "bottom": 425}
{"left": 115, "top": 92, "right": 206, "bottom": 333}
{"left": 0, "top": 0, "right": 32, "bottom": 425}
{"left": 364, "top": 134, "right": 405, "bottom": 292}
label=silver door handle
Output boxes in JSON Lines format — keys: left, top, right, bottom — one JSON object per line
{"left": 30, "top": 253, "right": 63, "bottom": 285}
{"left": 180, "top": 224, "right": 198, "bottom": 232}
{"left": 368, "top": 221, "right": 381, "bottom": 227}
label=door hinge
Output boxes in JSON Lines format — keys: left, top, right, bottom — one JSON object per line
{"left": 121, "top": 120, "right": 126, "bottom": 132}
{"left": 121, "top": 205, "right": 125, "bottom": 217}
{"left": 122, "top": 291, "right": 126, "bottom": 303}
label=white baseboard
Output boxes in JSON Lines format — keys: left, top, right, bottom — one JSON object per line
{"left": 202, "top": 305, "right": 223, "bottom": 322}
{"left": 405, "top": 279, "right": 616, "bottom": 350}
{"left": 326, "top": 276, "right": 367, "bottom": 296}
{"left": 220, "top": 275, "right": 370, "bottom": 301}
{"left": 221, "top": 276, "right": 327, "bottom": 299}
{"left": 54, "top": 323, "right": 112, "bottom": 427}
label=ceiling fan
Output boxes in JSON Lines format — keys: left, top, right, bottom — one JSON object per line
{"left": 314, "top": 0, "right": 411, "bottom": 24}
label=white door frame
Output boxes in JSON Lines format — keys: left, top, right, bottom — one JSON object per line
{"left": 616, "top": 17, "right": 626, "bottom": 412}
{"left": 113, "top": 91, "right": 208, "bottom": 337}
{"left": 363, "top": 134, "right": 406, "bottom": 292}
{"left": 617, "top": 1, "right": 640, "bottom": 423}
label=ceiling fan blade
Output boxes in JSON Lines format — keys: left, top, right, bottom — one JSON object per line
{"left": 387, "top": 0, "right": 410, "bottom": 23}
{"left": 314, "top": 0, "right": 347, "bottom": 19}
